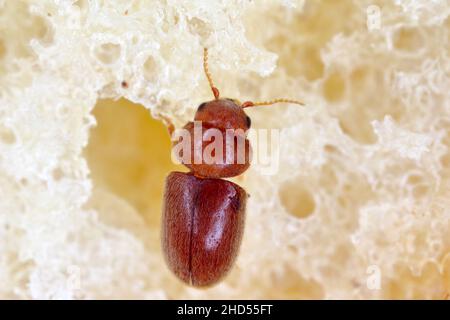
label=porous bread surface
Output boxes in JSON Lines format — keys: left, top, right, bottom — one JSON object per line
{"left": 0, "top": 0, "right": 449, "bottom": 299}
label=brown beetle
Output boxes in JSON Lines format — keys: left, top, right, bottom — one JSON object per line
{"left": 161, "top": 48, "right": 303, "bottom": 287}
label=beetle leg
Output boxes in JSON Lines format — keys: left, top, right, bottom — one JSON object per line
{"left": 159, "top": 115, "right": 175, "bottom": 139}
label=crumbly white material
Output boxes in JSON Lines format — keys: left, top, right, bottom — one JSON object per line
{"left": 0, "top": 0, "right": 449, "bottom": 299}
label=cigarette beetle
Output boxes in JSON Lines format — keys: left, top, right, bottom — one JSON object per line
{"left": 161, "top": 48, "right": 304, "bottom": 287}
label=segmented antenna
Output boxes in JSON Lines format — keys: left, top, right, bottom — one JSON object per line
{"left": 203, "top": 48, "right": 304, "bottom": 107}
{"left": 241, "top": 98, "right": 305, "bottom": 108}
{"left": 203, "top": 48, "right": 220, "bottom": 99}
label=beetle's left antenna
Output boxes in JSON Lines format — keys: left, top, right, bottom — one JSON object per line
{"left": 203, "top": 48, "right": 220, "bottom": 100}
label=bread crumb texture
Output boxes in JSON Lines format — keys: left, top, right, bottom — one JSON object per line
{"left": 0, "top": 0, "right": 449, "bottom": 299}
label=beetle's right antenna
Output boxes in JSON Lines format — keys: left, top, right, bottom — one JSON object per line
{"left": 203, "top": 48, "right": 220, "bottom": 100}
{"left": 242, "top": 98, "right": 304, "bottom": 108}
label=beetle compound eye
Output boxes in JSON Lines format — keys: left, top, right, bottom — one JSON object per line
{"left": 245, "top": 116, "right": 251, "bottom": 129}
{"left": 197, "top": 102, "right": 207, "bottom": 111}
